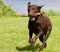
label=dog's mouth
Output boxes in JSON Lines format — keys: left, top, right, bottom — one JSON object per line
{"left": 29, "top": 13, "right": 41, "bottom": 21}
{"left": 35, "top": 13, "right": 41, "bottom": 16}
{"left": 30, "top": 17, "right": 35, "bottom": 21}
{"left": 28, "top": 13, "right": 41, "bottom": 17}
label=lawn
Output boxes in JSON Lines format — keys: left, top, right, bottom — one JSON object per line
{"left": 0, "top": 16, "right": 60, "bottom": 52}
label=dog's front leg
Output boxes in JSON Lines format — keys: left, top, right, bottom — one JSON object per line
{"left": 29, "top": 31, "right": 33, "bottom": 44}
{"left": 30, "top": 31, "right": 43, "bottom": 46}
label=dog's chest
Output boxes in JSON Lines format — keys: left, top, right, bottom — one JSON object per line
{"left": 29, "top": 21, "right": 41, "bottom": 32}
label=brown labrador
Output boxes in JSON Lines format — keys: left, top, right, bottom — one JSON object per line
{"left": 27, "top": 2, "right": 52, "bottom": 51}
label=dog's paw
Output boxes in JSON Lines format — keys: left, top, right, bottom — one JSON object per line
{"left": 29, "top": 38, "right": 32, "bottom": 43}
{"left": 39, "top": 46, "right": 43, "bottom": 51}
{"left": 30, "top": 38, "right": 36, "bottom": 46}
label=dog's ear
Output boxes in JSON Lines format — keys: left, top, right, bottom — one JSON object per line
{"left": 38, "top": 5, "right": 44, "bottom": 9}
{"left": 28, "top": 2, "right": 31, "bottom": 6}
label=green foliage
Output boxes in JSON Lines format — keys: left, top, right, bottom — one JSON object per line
{"left": 46, "top": 9, "right": 60, "bottom": 16}
{"left": 0, "top": 0, "right": 60, "bottom": 17}
{"left": 0, "top": 0, "right": 18, "bottom": 17}
{"left": 47, "top": 9, "right": 56, "bottom": 16}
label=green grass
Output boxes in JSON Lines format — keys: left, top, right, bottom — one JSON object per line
{"left": 0, "top": 16, "right": 60, "bottom": 52}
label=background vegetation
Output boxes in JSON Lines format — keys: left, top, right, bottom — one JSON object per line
{"left": 0, "top": 0, "right": 60, "bottom": 52}
{"left": 0, "top": 0, "right": 18, "bottom": 17}
{"left": 0, "top": 0, "right": 60, "bottom": 17}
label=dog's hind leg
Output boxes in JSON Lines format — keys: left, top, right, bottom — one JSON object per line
{"left": 39, "top": 26, "right": 52, "bottom": 51}
{"left": 39, "top": 35, "right": 47, "bottom": 48}
{"left": 39, "top": 35, "right": 47, "bottom": 51}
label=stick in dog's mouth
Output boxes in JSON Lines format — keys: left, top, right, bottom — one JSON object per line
{"left": 30, "top": 17, "right": 35, "bottom": 21}
{"left": 30, "top": 13, "right": 41, "bottom": 21}
{"left": 35, "top": 13, "right": 41, "bottom": 16}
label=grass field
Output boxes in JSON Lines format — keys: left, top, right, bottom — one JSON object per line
{"left": 0, "top": 16, "right": 60, "bottom": 52}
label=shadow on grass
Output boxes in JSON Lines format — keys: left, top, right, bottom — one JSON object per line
{"left": 16, "top": 44, "right": 40, "bottom": 52}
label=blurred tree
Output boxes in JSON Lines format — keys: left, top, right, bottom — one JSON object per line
{"left": 0, "top": 0, "right": 18, "bottom": 17}
{"left": 46, "top": 9, "right": 57, "bottom": 16}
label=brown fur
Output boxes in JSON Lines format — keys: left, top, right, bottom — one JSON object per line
{"left": 27, "top": 2, "right": 52, "bottom": 51}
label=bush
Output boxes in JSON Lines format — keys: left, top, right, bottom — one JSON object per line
{"left": 0, "top": 0, "right": 18, "bottom": 17}
{"left": 46, "top": 9, "right": 60, "bottom": 16}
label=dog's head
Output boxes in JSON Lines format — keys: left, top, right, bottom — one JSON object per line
{"left": 28, "top": 2, "right": 44, "bottom": 21}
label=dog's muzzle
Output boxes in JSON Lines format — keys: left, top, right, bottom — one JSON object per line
{"left": 28, "top": 13, "right": 41, "bottom": 21}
